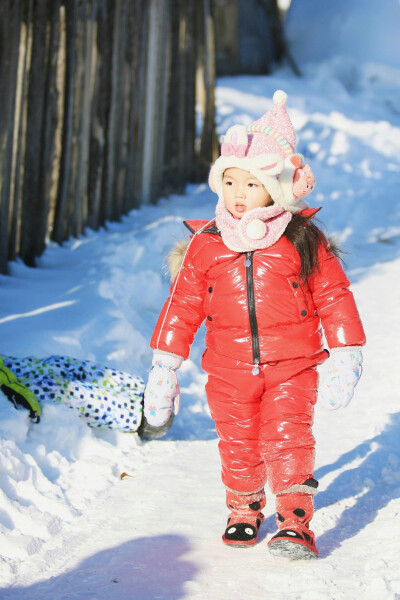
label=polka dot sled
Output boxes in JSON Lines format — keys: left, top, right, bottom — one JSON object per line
{"left": 1, "top": 355, "right": 145, "bottom": 432}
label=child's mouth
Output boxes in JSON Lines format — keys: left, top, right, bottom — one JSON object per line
{"left": 235, "top": 203, "right": 246, "bottom": 213}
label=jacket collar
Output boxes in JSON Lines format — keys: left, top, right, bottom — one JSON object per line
{"left": 183, "top": 220, "right": 220, "bottom": 235}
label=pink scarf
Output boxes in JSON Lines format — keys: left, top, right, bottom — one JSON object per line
{"left": 215, "top": 204, "right": 292, "bottom": 253}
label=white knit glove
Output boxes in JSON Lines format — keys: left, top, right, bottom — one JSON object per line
{"left": 318, "top": 347, "right": 363, "bottom": 410}
{"left": 143, "top": 352, "right": 183, "bottom": 426}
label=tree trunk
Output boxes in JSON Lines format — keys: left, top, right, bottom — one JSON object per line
{"left": 123, "top": 0, "right": 148, "bottom": 212}
{"left": 8, "top": 0, "right": 34, "bottom": 263}
{"left": 20, "top": 0, "right": 60, "bottom": 266}
{"left": 101, "top": 0, "right": 122, "bottom": 223}
{"left": 140, "top": 0, "right": 171, "bottom": 205}
{"left": 258, "top": 0, "right": 301, "bottom": 76}
{"left": 184, "top": 0, "right": 197, "bottom": 182}
{"left": 53, "top": 0, "right": 78, "bottom": 243}
{"left": 0, "top": 1, "right": 23, "bottom": 273}
{"left": 73, "top": 0, "right": 96, "bottom": 235}
{"left": 86, "top": 0, "right": 107, "bottom": 230}
{"left": 197, "top": 0, "right": 218, "bottom": 179}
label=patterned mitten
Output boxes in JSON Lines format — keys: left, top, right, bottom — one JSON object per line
{"left": 0, "top": 356, "right": 42, "bottom": 422}
{"left": 318, "top": 347, "right": 363, "bottom": 410}
{"left": 143, "top": 352, "right": 183, "bottom": 426}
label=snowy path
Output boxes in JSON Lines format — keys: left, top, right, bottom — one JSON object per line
{"left": 1, "top": 71, "right": 400, "bottom": 599}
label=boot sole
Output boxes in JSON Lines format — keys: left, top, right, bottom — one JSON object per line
{"left": 268, "top": 539, "right": 318, "bottom": 560}
{"left": 222, "top": 537, "right": 257, "bottom": 548}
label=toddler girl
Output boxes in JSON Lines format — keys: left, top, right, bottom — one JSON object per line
{"left": 144, "top": 91, "right": 365, "bottom": 559}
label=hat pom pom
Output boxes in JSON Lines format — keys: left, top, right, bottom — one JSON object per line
{"left": 246, "top": 219, "right": 267, "bottom": 240}
{"left": 273, "top": 90, "right": 287, "bottom": 105}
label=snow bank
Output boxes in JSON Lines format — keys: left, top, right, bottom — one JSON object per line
{"left": 286, "top": 0, "right": 400, "bottom": 70}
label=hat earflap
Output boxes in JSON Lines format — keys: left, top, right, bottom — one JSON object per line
{"left": 208, "top": 165, "right": 217, "bottom": 193}
{"left": 279, "top": 153, "right": 316, "bottom": 210}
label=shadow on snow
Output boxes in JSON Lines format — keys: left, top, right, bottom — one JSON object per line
{"left": 1, "top": 534, "right": 196, "bottom": 600}
{"left": 256, "top": 412, "right": 400, "bottom": 557}
{"left": 314, "top": 411, "right": 400, "bottom": 558}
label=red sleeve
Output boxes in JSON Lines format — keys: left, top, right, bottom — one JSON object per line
{"left": 309, "top": 245, "right": 366, "bottom": 348}
{"left": 150, "top": 238, "right": 207, "bottom": 359}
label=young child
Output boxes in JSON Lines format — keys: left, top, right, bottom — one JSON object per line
{"left": 143, "top": 91, "right": 366, "bottom": 559}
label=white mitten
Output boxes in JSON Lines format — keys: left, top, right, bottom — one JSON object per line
{"left": 144, "top": 352, "right": 183, "bottom": 426}
{"left": 318, "top": 347, "right": 363, "bottom": 410}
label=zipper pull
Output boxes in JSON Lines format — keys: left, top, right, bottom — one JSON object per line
{"left": 244, "top": 252, "right": 251, "bottom": 268}
{"left": 252, "top": 362, "right": 260, "bottom": 376}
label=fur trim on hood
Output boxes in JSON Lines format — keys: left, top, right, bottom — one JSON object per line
{"left": 167, "top": 240, "right": 190, "bottom": 282}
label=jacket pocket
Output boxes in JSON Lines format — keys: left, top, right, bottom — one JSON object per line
{"left": 287, "top": 277, "right": 314, "bottom": 319}
{"left": 203, "top": 281, "right": 215, "bottom": 314}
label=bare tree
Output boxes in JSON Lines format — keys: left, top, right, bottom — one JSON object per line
{"left": 0, "top": 0, "right": 217, "bottom": 273}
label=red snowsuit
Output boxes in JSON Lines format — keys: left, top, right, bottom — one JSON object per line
{"left": 151, "top": 216, "right": 366, "bottom": 494}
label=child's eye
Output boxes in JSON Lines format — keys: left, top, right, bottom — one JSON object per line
{"left": 248, "top": 183, "right": 257, "bottom": 188}
{"left": 224, "top": 181, "right": 233, "bottom": 186}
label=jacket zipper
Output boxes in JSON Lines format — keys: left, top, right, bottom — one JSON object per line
{"left": 245, "top": 252, "right": 260, "bottom": 375}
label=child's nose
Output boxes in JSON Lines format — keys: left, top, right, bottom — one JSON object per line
{"left": 236, "top": 184, "right": 246, "bottom": 198}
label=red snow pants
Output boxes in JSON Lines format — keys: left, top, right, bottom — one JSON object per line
{"left": 202, "top": 349, "right": 327, "bottom": 495}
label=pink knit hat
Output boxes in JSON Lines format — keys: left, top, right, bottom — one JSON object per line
{"left": 209, "top": 90, "right": 315, "bottom": 213}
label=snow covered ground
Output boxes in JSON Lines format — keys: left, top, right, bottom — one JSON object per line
{"left": 1, "top": 60, "right": 400, "bottom": 599}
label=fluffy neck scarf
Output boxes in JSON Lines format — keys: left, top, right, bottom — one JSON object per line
{"left": 215, "top": 204, "right": 292, "bottom": 253}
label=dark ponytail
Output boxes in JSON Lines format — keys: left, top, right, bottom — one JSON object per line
{"left": 284, "top": 213, "right": 341, "bottom": 284}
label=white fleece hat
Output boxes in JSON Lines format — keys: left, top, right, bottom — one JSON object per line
{"left": 209, "top": 90, "right": 312, "bottom": 213}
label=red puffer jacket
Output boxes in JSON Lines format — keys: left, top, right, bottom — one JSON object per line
{"left": 151, "top": 218, "right": 366, "bottom": 364}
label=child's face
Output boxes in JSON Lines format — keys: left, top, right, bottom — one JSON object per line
{"left": 222, "top": 168, "right": 272, "bottom": 218}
